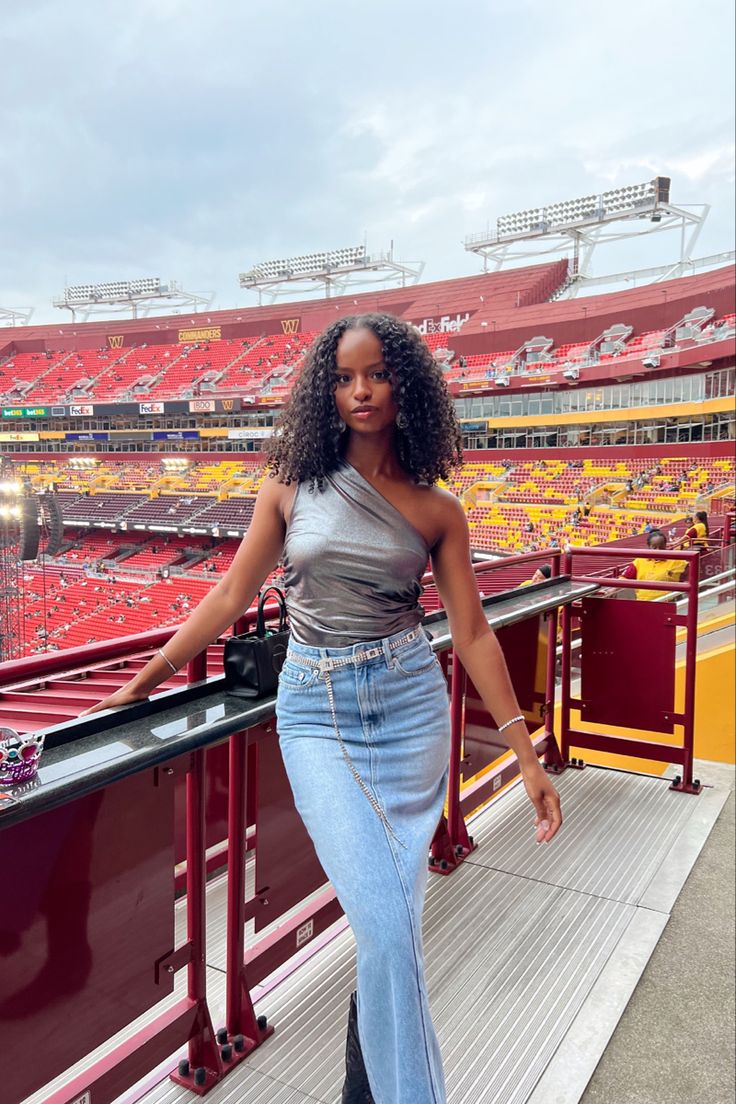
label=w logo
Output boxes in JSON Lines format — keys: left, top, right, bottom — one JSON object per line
{"left": 281, "top": 319, "right": 300, "bottom": 335}
{"left": 107, "top": 335, "right": 124, "bottom": 349}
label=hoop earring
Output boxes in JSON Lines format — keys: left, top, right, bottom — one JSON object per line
{"left": 338, "top": 418, "right": 347, "bottom": 433}
{"left": 396, "top": 411, "right": 408, "bottom": 430}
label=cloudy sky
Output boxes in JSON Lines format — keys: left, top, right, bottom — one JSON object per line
{"left": 2, "top": 0, "right": 734, "bottom": 323}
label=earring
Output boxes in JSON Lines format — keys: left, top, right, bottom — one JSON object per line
{"left": 396, "top": 411, "right": 408, "bottom": 430}
{"left": 338, "top": 418, "right": 347, "bottom": 433}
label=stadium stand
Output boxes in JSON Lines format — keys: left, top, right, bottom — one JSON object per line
{"left": 10, "top": 448, "right": 732, "bottom": 657}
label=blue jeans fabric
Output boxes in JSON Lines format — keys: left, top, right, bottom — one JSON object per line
{"left": 276, "top": 627, "right": 451, "bottom": 1104}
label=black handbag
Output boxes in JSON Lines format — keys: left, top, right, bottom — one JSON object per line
{"left": 224, "top": 586, "right": 290, "bottom": 698}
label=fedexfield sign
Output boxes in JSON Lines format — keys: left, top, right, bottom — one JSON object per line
{"left": 413, "top": 312, "right": 470, "bottom": 335}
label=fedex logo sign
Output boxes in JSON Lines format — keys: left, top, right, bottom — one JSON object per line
{"left": 413, "top": 312, "right": 470, "bottom": 335}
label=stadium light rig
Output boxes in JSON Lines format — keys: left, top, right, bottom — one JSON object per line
{"left": 53, "top": 277, "right": 213, "bottom": 322}
{"left": 239, "top": 243, "right": 424, "bottom": 304}
{"left": 0, "top": 480, "right": 23, "bottom": 523}
{"left": 468, "top": 178, "right": 671, "bottom": 247}
{"left": 0, "top": 305, "right": 33, "bottom": 327}
{"left": 462, "top": 176, "right": 723, "bottom": 298}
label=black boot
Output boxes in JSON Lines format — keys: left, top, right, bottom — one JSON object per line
{"left": 341, "top": 991, "right": 374, "bottom": 1103}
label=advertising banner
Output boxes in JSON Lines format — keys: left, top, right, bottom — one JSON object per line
{"left": 227, "top": 427, "right": 274, "bottom": 440}
{"left": 152, "top": 430, "right": 200, "bottom": 440}
{"left": 69, "top": 404, "right": 94, "bottom": 416}
{"left": 139, "top": 401, "right": 165, "bottom": 415}
{"left": 178, "top": 326, "right": 222, "bottom": 343}
{"left": 412, "top": 312, "right": 471, "bottom": 335}
{"left": 1, "top": 406, "right": 48, "bottom": 418}
{"left": 188, "top": 399, "right": 216, "bottom": 413}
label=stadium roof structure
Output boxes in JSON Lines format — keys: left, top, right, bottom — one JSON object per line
{"left": 53, "top": 277, "right": 214, "bottom": 322}
{"left": 239, "top": 243, "right": 424, "bottom": 304}
{"left": 464, "top": 176, "right": 734, "bottom": 299}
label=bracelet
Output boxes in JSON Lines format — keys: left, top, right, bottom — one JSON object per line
{"left": 158, "top": 647, "right": 178, "bottom": 674}
{"left": 498, "top": 714, "right": 525, "bottom": 734}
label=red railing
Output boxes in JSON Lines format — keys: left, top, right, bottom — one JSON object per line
{"left": 560, "top": 545, "right": 703, "bottom": 793}
{"left": 2, "top": 541, "right": 716, "bottom": 1102}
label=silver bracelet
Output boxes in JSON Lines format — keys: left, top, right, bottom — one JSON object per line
{"left": 498, "top": 713, "right": 525, "bottom": 734}
{"left": 158, "top": 647, "right": 178, "bottom": 674}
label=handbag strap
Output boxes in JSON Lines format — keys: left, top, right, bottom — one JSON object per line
{"left": 256, "top": 586, "right": 288, "bottom": 638}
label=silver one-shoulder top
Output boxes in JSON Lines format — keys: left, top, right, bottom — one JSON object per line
{"left": 282, "top": 462, "right": 429, "bottom": 647}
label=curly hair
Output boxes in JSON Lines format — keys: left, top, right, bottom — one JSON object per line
{"left": 266, "top": 313, "right": 463, "bottom": 488}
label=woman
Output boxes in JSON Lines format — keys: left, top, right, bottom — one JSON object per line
{"left": 620, "top": 528, "right": 685, "bottom": 600}
{"left": 686, "top": 509, "right": 709, "bottom": 548}
{"left": 83, "top": 314, "right": 562, "bottom": 1104}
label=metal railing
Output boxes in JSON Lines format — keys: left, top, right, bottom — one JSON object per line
{"left": 2, "top": 541, "right": 722, "bottom": 1102}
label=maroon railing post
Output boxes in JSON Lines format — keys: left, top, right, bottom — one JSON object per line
{"left": 174, "top": 747, "right": 223, "bottom": 1092}
{"left": 540, "top": 553, "right": 564, "bottom": 769}
{"left": 429, "top": 651, "right": 475, "bottom": 874}
{"left": 677, "top": 552, "right": 700, "bottom": 792}
{"left": 222, "top": 728, "right": 272, "bottom": 1048}
{"left": 542, "top": 607, "right": 564, "bottom": 769}
{"left": 558, "top": 550, "right": 573, "bottom": 769}
{"left": 447, "top": 651, "right": 466, "bottom": 845}
{"left": 226, "top": 730, "right": 247, "bottom": 1032}
{"left": 209, "top": 727, "right": 274, "bottom": 1077}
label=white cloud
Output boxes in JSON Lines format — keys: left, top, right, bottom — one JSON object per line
{"left": 1, "top": 0, "right": 733, "bottom": 322}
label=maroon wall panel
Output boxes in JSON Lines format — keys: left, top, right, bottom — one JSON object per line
{"left": 579, "top": 597, "right": 676, "bottom": 733}
{"left": 463, "top": 616, "right": 548, "bottom": 778}
{"left": 0, "top": 770, "right": 175, "bottom": 1104}
{"left": 254, "top": 734, "right": 327, "bottom": 933}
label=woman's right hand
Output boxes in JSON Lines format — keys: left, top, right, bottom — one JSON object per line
{"left": 79, "top": 684, "right": 150, "bottom": 717}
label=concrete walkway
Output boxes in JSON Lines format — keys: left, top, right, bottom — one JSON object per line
{"left": 581, "top": 760, "right": 735, "bottom": 1104}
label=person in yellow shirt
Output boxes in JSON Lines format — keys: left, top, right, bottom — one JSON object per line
{"left": 621, "top": 529, "right": 686, "bottom": 600}
{"left": 519, "top": 563, "right": 552, "bottom": 587}
{"left": 686, "top": 510, "right": 709, "bottom": 548}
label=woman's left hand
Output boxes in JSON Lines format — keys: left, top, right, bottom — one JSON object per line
{"left": 522, "top": 762, "right": 562, "bottom": 843}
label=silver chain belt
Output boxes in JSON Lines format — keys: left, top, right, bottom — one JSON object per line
{"left": 285, "top": 627, "right": 423, "bottom": 846}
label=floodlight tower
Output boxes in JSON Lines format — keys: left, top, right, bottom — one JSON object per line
{"left": 53, "top": 277, "right": 214, "bottom": 321}
{"left": 464, "top": 177, "right": 727, "bottom": 297}
{"left": 239, "top": 244, "right": 424, "bottom": 304}
{"left": 0, "top": 306, "right": 33, "bottom": 327}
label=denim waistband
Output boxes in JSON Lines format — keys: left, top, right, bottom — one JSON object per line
{"left": 286, "top": 624, "right": 423, "bottom": 670}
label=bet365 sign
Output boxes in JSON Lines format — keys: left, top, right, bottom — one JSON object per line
{"left": 2, "top": 406, "right": 48, "bottom": 418}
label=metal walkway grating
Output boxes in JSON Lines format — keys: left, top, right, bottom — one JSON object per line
{"left": 22, "top": 765, "right": 730, "bottom": 1104}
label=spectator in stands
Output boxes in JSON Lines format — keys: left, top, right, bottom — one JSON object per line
{"left": 620, "top": 529, "right": 685, "bottom": 600}
{"left": 519, "top": 564, "right": 552, "bottom": 587}
{"left": 81, "top": 312, "right": 561, "bottom": 1104}
{"left": 686, "top": 510, "right": 709, "bottom": 548}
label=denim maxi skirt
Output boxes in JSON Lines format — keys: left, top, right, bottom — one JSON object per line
{"left": 276, "top": 626, "right": 451, "bottom": 1104}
